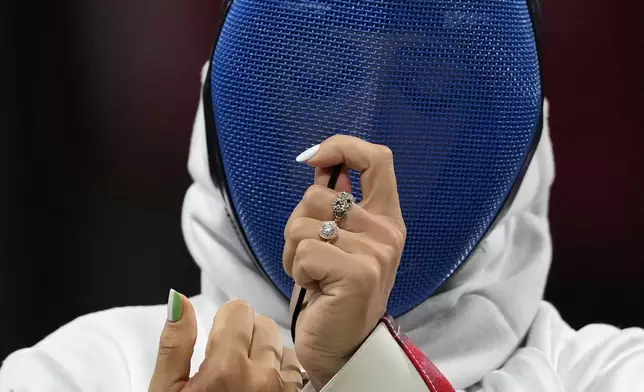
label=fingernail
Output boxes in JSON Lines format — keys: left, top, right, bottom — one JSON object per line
{"left": 296, "top": 144, "right": 320, "bottom": 162}
{"left": 224, "top": 298, "right": 253, "bottom": 310}
{"left": 167, "top": 289, "right": 183, "bottom": 322}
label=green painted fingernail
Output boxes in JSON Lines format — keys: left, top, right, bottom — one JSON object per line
{"left": 167, "top": 289, "right": 183, "bottom": 322}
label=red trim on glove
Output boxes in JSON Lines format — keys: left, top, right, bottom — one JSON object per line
{"left": 380, "top": 315, "right": 456, "bottom": 392}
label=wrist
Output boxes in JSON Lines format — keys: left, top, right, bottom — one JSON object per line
{"left": 303, "top": 357, "right": 349, "bottom": 391}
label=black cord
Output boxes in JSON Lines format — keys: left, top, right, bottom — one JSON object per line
{"left": 290, "top": 164, "right": 343, "bottom": 342}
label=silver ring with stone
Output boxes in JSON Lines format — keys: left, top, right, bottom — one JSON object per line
{"left": 332, "top": 192, "right": 355, "bottom": 222}
{"left": 319, "top": 221, "right": 339, "bottom": 241}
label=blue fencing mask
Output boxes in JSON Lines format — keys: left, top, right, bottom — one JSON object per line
{"left": 202, "top": 0, "right": 543, "bottom": 318}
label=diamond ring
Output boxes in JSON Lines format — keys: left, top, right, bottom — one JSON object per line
{"left": 319, "top": 221, "right": 339, "bottom": 241}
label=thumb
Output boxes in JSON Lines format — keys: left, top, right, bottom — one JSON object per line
{"left": 149, "top": 289, "right": 197, "bottom": 392}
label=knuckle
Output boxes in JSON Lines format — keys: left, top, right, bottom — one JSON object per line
{"left": 376, "top": 145, "right": 394, "bottom": 162}
{"left": 213, "top": 353, "right": 247, "bottom": 379}
{"left": 295, "top": 238, "right": 317, "bottom": 258}
{"left": 287, "top": 217, "right": 307, "bottom": 240}
{"left": 383, "top": 223, "right": 406, "bottom": 250}
{"left": 393, "top": 228, "right": 406, "bottom": 250}
{"left": 282, "top": 254, "right": 292, "bottom": 275}
{"left": 363, "top": 262, "right": 381, "bottom": 284}
{"left": 282, "top": 254, "right": 294, "bottom": 277}
{"left": 303, "top": 184, "right": 327, "bottom": 204}
{"left": 212, "top": 364, "right": 238, "bottom": 385}
{"left": 255, "top": 314, "right": 279, "bottom": 333}
{"left": 209, "top": 329, "right": 250, "bottom": 354}
{"left": 328, "top": 134, "right": 349, "bottom": 144}
{"left": 375, "top": 244, "right": 397, "bottom": 265}
{"left": 399, "top": 221, "right": 408, "bottom": 242}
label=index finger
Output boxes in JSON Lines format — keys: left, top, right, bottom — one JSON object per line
{"left": 298, "top": 135, "right": 402, "bottom": 218}
{"left": 207, "top": 299, "right": 255, "bottom": 361}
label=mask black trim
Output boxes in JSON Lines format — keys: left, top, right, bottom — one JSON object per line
{"left": 485, "top": 0, "right": 545, "bottom": 234}
{"left": 202, "top": 0, "right": 281, "bottom": 294}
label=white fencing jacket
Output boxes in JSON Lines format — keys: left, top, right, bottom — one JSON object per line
{"left": 2, "top": 67, "right": 644, "bottom": 392}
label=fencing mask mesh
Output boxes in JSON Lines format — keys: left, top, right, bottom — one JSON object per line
{"left": 204, "top": 0, "right": 542, "bottom": 317}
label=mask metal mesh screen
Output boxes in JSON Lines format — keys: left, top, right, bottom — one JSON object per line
{"left": 210, "top": 0, "right": 541, "bottom": 317}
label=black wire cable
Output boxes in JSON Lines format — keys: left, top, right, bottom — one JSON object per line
{"left": 290, "top": 164, "right": 343, "bottom": 343}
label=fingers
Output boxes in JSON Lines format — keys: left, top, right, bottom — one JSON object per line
{"left": 314, "top": 165, "right": 352, "bottom": 193}
{"left": 149, "top": 289, "right": 197, "bottom": 392}
{"left": 206, "top": 299, "right": 255, "bottom": 361}
{"left": 291, "top": 239, "right": 376, "bottom": 293}
{"left": 285, "top": 185, "right": 372, "bottom": 233}
{"left": 248, "top": 315, "right": 283, "bottom": 370}
{"left": 182, "top": 300, "right": 299, "bottom": 392}
{"left": 283, "top": 217, "right": 377, "bottom": 278}
{"left": 280, "top": 348, "right": 304, "bottom": 390}
{"left": 302, "top": 135, "right": 402, "bottom": 218}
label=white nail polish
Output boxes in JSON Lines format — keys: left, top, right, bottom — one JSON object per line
{"left": 296, "top": 144, "right": 320, "bottom": 162}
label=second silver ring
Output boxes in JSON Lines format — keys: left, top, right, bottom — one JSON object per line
{"left": 332, "top": 191, "right": 355, "bottom": 222}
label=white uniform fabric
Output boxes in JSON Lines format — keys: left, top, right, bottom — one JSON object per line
{"left": 303, "top": 324, "right": 430, "bottom": 392}
{"left": 2, "top": 67, "right": 644, "bottom": 392}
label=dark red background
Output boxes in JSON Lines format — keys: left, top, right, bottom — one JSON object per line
{"left": 1, "top": 0, "right": 642, "bottom": 361}
{"left": 543, "top": 0, "right": 644, "bottom": 326}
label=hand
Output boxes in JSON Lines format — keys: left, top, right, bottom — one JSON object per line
{"left": 149, "top": 293, "right": 303, "bottom": 392}
{"left": 283, "top": 135, "right": 406, "bottom": 389}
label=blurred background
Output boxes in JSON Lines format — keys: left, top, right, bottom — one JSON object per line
{"left": 1, "top": 0, "right": 643, "bottom": 361}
